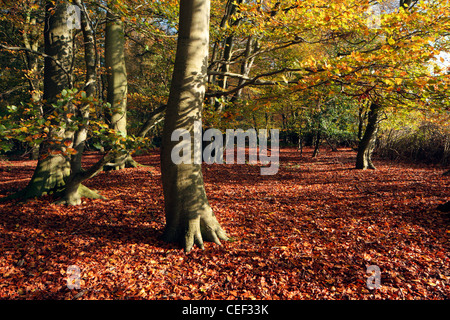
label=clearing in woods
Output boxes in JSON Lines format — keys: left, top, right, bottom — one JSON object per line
{"left": 0, "top": 147, "right": 448, "bottom": 299}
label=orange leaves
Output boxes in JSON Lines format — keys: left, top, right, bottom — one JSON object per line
{"left": 65, "top": 147, "right": 77, "bottom": 155}
{"left": 0, "top": 148, "right": 449, "bottom": 299}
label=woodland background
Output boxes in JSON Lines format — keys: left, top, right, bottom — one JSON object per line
{"left": 0, "top": 0, "right": 449, "bottom": 299}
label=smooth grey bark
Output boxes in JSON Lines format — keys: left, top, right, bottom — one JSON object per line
{"left": 356, "top": 102, "right": 381, "bottom": 169}
{"left": 161, "top": 0, "right": 228, "bottom": 252}
{"left": 70, "top": 0, "right": 96, "bottom": 176}
{"left": 137, "top": 104, "right": 167, "bottom": 138}
{"left": 15, "top": 1, "right": 74, "bottom": 201}
{"left": 105, "top": 10, "right": 128, "bottom": 170}
{"left": 230, "top": 35, "right": 258, "bottom": 103}
{"left": 103, "top": 9, "right": 141, "bottom": 170}
{"left": 211, "top": 0, "right": 244, "bottom": 110}
{"left": 3, "top": 1, "right": 103, "bottom": 205}
{"left": 61, "top": 0, "right": 104, "bottom": 205}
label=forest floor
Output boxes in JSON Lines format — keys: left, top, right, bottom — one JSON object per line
{"left": 0, "top": 147, "right": 448, "bottom": 300}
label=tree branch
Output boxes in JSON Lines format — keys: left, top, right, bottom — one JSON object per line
{"left": 206, "top": 67, "right": 324, "bottom": 98}
{"left": 0, "top": 43, "right": 72, "bottom": 87}
{"left": 137, "top": 104, "right": 167, "bottom": 138}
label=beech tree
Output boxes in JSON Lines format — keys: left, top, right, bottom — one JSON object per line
{"left": 355, "top": 102, "right": 381, "bottom": 169}
{"left": 0, "top": 0, "right": 448, "bottom": 215}
{"left": 160, "top": 0, "right": 228, "bottom": 252}
{"left": 0, "top": 1, "right": 137, "bottom": 204}
{"left": 105, "top": 8, "right": 129, "bottom": 170}
{"left": 16, "top": 1, "right": 74, "bottom": 200}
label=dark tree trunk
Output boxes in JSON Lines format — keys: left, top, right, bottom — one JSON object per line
{"left": 357, "top": 105, "right": 366, "bottom": 142}
{"left": 312, "top": 130, "right": 321, "bottom": 158}
{"left": 356, "top": 102, "right": 380, "bottom": 170}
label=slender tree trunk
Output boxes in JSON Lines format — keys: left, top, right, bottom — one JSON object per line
{"left": 298, "top": 133, "right": 303, "bottom": 156}
{"left": 356, "top": 102, "right": 380, "bottom": 169}
{"left": 22, "top": 9, "right": 43, "bottom": 160}
{"left": 22, "top": 8, "right": 42, "bottom": 103}
{"left": 357, "top": 105, "right": 366, "bottom": 142}
{"left": 161, "top": 0, "right": 228, "bottom": 252}
{"left": 61, "top": 0, "right": 104, "bottom": 205}
{"left": 105, "top": 10, "right": 128, "bottom": 170}
{"left": 137, "top": 104, "right": 167, "bottom": 138}
{"left": 230, "top": 35, "right": 258, "bottom": 103}
{"left": 312, "top": 130, "right": 321, "bottom": 158}
{"left": 213, "top": 0, "right": 243, "bottom": 110}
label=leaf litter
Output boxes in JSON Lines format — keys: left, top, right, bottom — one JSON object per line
{"left": 0, "top": 148, "right": 448, "bottom": 299}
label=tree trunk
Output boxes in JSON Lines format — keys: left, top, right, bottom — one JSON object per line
{"left": 213, "top": 0, "right": 243, "bottom": 110}
{"left": 161, "top": 0, "right": 228, "bottom": 252}
{"left": 61, "top": 0, "right": 104, "bottom": 205}
{"left": 312, "top": 129, "right": 321, "bottom": 158}
{"left": 4, "top": 1, "right": 104, "bottom": 205}
{"left": 105, "top": 10, "right": 128, "bottom": 170}
{"left": 22, "top": 9, "right": 43, "bottom": 160}
{"left": 16, "top": 1, "right": 73, "bottom": 200}
{"left": 356, "top": 102, "right": 380, "bottom": 169}
{"left": 230, "top": 35, "right": 258, "bottom": 103}
{"left": 298, "top": 132, "right": 303, "bottom": 156}
{"left": 22, "top": 7, "right": 42, "bottom": 103}
{"left": 357, "top": 105, "right": 366, "bottom": 142}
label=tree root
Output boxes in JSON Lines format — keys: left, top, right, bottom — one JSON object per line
{"left": 162, "top": 212, "right": 228, "bottom": 253}
{"left": 54, "top": 184, "right": 106, "bottom": 205}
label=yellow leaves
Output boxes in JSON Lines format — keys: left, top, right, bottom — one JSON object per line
{"left": 387, "top": 37, "right": 396, "bottom": 46}
{"left": 351, "top": 52, "right": 365, "bottom": 63}
{"left": 411, "top": 35, "right": 421, "bottom": 43}
{"left": 394, "top": 78, "right": 403, "bottom": 86}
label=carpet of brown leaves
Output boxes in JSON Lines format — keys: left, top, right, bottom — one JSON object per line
{"left": 0, "top": 148, "right": 448, "bottom": 300}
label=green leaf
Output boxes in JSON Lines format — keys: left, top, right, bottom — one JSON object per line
{"left": 93, "top": 142, "right": 103, "bottom": 150}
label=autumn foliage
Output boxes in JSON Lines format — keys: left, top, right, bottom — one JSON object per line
{"left": 0, "top": 0, "right": 449, "bottom": 302}
{"left": 0, "top": 148, "right": 448, "bottom": 299}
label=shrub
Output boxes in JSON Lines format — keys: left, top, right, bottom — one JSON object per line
{"left": 376, "top": 122, "right": 450, "bottom": 165}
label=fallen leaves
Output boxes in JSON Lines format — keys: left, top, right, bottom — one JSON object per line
{"left": 0, "top": 148, "right": 448, "bottom": 300}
